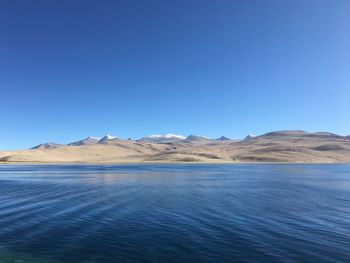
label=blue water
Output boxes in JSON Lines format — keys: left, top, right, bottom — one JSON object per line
{"left": 0, "top": 164, "right": 349, "bottom": 263}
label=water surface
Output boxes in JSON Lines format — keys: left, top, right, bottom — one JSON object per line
{"left": 0, "top": 164, "right": 349, "bottom": 262}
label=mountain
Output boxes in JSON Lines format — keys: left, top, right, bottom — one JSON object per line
{"left": 3, "top": 130, "right": 350, "bottom": 164}
{"left": 217, "top": 136, "right": 231, "bottom": 141}
{"left": 230, "top": 130, "right": 350, "bottom": 162}
{"left": 139, "top": 134, "right": 185, "bottom": 143}
{"left": 244, "top": 134, "right": 256, "bottom": 140}
{"left": 258, "top": 130, "right": 345, "bottom": 140}
{"left": 184, "top": 135, "right": 211, "bottom": 143}
{"left": 31, "top": 143, "right": 65, "bottom": 149}
{"left": 99, "top": 135, "right": 117, "bottom": 142}
{"left": 303, "top": 132, "right": 343, "bottom": 139}
{"left": 258, "top": 130, "right": 307, "bottom": 139}
{"left": 69, "top": 136, "right": 100, "bottom": 146}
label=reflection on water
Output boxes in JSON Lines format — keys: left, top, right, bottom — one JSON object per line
{"left": 0, "top": 164, "right": 350, "bottom": 262}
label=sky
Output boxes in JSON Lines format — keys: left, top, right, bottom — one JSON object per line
{"left": 0, "top": 0, "right": 349, "bottom": 149}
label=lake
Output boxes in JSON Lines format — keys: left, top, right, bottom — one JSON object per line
{"left": 0, "top": 164, "right": 349, "bottom": 262}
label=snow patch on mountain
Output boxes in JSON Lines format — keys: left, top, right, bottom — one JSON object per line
{"left": 147, "top": 134, "right": 185, "bottom": 139}
{"left": 69, "top": 136, "right": 101, "bottom": 146}
{"left": 86, "top": 136, "right": 100, "bottom": 140}
{"left": 139, "top": 134, "right": 186, "bottom": 143}
{"left": 244, "top": 134, "right": 256, "bottom": 140}
{"left": 99, "top": 135, "right": 117, "bottom": 141}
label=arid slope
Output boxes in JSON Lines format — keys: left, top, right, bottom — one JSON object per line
{"left": 1, "top": 131, "right": 350, "bottom": 163}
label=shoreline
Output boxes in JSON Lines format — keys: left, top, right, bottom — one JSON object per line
{"left": 1, "top": 161, "right": 349, "bottom": 165}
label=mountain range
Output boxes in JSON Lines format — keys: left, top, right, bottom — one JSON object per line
{"left": 1, "top": 130, "right": 350, "bottom": 163}
{"left": 32, "top": 134, "right": 228, "bottom": 149}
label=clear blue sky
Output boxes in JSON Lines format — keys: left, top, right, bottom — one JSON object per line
{"left": 1, "top": 0, "right": 349, "bottom": 149}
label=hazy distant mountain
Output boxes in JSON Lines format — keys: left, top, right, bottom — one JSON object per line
{"left": 258, "top": 130, "right": 307, "bottom": 139}
{"left": 184, "top": 135, "right": 211, "bottom": 143}
{"left": 31, "top": 143, "right": 64, "bottom": 149}
{"left": 217, "top": 136, "right": 231, "bottom": 141}
{"left": 258, "top": 130, "right": 344, "bottom": 140}
{"left": 69, "top": 136, "right": 100, "bottom": 146}
{"left": 139, "top": 134, "right": 185, "bottom": 143}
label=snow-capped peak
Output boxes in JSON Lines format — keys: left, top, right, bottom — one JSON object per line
{"left": 147, "top": 134, "right": 186, "bottom": 139}
{"left": 68, "top": 136, "right": 101, "bottom": 146}
{"left": 244, "top": 133, "right": 256, "bottom": 140}
{"left": 100, "top": 134, "right": 117, "bottom": 141}
{"left": 87, "top": 136, "right": 100, "bottom": 140}
{"left": 139, "top": 134, "right": 186, "bottom": 143}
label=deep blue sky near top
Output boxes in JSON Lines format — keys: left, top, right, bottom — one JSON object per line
{"left": 0, "top": 0, "right": 349, "bottom": 149}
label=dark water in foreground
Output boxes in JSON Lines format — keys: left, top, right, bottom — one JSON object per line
{"left": 0, "top": 164, "right": 349, "bottom": 263}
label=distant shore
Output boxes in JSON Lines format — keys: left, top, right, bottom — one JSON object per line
{"left": 1, "top": 130, "right": 350, "bottom": 164}
{"left": 1, "top": 161, "right": 349, "bottom": 165}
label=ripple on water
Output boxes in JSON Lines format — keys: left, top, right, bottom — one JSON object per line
{"left": 0, "top": 164, "right": 350, "bottom": 262}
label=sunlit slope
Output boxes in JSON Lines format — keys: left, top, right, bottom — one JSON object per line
{"left": 1, "top": 131, "right": 350, "bottom": 163}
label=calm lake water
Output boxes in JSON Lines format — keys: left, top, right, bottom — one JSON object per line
{"left": 0, "top": 164, "right": 349, "bottom": 263}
